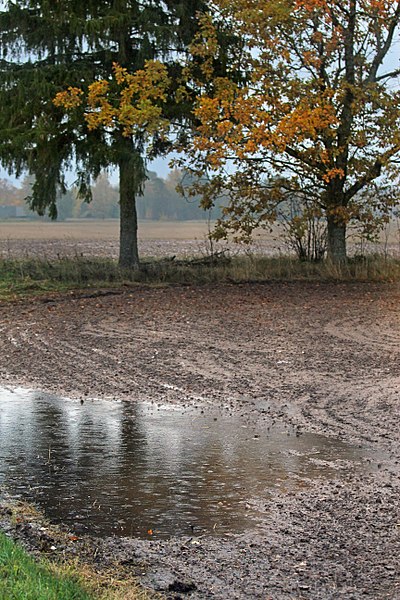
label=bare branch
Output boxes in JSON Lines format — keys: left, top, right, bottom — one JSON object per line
{"left": 376, "top": 68, "right": 400, "bottom": 82}
{"left": 366, "top": 1, "right": 400, "bottom": 83}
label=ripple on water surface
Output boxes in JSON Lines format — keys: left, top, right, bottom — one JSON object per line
{"left": 0, "top": 387, "right": 376, "bottom": 539}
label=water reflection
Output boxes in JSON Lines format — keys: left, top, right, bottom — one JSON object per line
{"left": 0, "top": 388, "right": 373, "bottom": 538}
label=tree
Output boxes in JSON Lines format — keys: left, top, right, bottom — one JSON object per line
{"left": 78, "top": 172, "right": 120, "bottom": 219}
{"left": 0, "top": 0, "right": 206, "bottom": 268}
{"left": 136, "top": 168, "right": 215, "bottom": 220}
{"left": 0, "top": 178, "right": 21, "bottom": 206}
{"left": 179, "top": 0, "right": 400, "bottom": 261}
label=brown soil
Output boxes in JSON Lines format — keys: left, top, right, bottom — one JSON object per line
{"left": 0, "top": 219, "right": 282, "bottom": 259}
{"left": 0, "top": 281, "right": 399, "bottom": 599}
{"left": 1, "top": 219, "right": 398, "bottom": 259}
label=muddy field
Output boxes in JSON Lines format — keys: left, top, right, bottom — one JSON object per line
{"left": 0, "top": 219, "right": 283, "bottom": 259}
{"left": 0, "top": 262, "right": 399, "bottom": 599}
{"left": 1, "top": 218, "right": 399, "bottom": 259}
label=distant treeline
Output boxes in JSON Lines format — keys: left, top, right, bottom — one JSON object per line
{"left": 0, "top": 170, "right": 223, "bottom": 221}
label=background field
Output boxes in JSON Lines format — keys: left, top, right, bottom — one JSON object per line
{"left": 1, "top": 218, "right": 399, "bottom": 260}
{"left": 0, "top": 219, "right": 281, "bottom": 260}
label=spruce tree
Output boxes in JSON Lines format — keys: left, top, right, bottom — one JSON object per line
{"left": 0, "top": 0, "right": 205, "bottom": 268}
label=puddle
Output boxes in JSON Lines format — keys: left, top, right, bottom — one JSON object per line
{"left": 0, "top": 388, "right": 377, "bottom": 539}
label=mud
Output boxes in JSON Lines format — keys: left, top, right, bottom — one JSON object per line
{"left": 0, "top": 281, "right": 399, "bottom": 598}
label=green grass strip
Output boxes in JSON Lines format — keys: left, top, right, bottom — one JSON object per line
{"left": 0, "top": 532, "right": 92, "bottom": 600}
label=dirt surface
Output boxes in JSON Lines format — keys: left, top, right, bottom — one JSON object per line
{"left": 1, "top": 219, "right": 399, "bottom": 259}
{"left": 0, "top": 219, "right": 283, "bottom": 259}
{"left": 0, "top": 281, "right": 399, "bottom": 599}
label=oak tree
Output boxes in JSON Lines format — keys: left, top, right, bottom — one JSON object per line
{"left": 180, "top": 0, "right": 400, "bottom": 261}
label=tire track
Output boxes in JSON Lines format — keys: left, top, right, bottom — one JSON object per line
{"left": 325, "top": 317, "right": 400, "bottom": 351}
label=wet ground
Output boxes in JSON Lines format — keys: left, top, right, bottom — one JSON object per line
{"left": 0, "top": 281, "right": 399, "bottom": 598}
{"left": 0, "top": 388, "right": 383, "bottom": 540}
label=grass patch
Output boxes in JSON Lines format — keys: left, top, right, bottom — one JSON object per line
{"left": 0, "top": 257, "right": 124, "bottom": 300}
{"left": 0, "top": 497, "right": 158, "bottom": 600}
{"left": 0, "top": 253, "right": 399, "bottom": 300}
{"left": 0, "top": 528, "right": 156, "bottom": 600}
{"left": 0, "top": 531, "right": 91, "bottom": 600}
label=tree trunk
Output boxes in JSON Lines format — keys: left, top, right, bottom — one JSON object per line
{"left": 327, "top": 215, "right": 347, "bottom": 262}
{"left": 118, "top": 141, "right": 140, "bottom": 270}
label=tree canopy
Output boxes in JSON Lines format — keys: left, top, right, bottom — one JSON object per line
{"left": 179, "top": 0, "right": 400, "bottom": 261}
{"left": 0, "top": 0, "right": 206, "bottom": 267}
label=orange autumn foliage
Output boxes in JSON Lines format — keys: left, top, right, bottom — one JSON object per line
{"left": 178, "top": 0, "right": 400, "bottom": 260}
{"left": 54, "top": 61, "right": 170, "bottom": 139}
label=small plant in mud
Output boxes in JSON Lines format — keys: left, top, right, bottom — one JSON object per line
{"left": 279, "top": 200, "right": 327, "bottom": 262}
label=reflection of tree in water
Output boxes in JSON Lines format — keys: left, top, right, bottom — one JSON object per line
{"left": 0, "top": 390, "right": 373, "bottom": 538}
{"left": 111, "top": 407, "right": 309, "bottom": 536}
